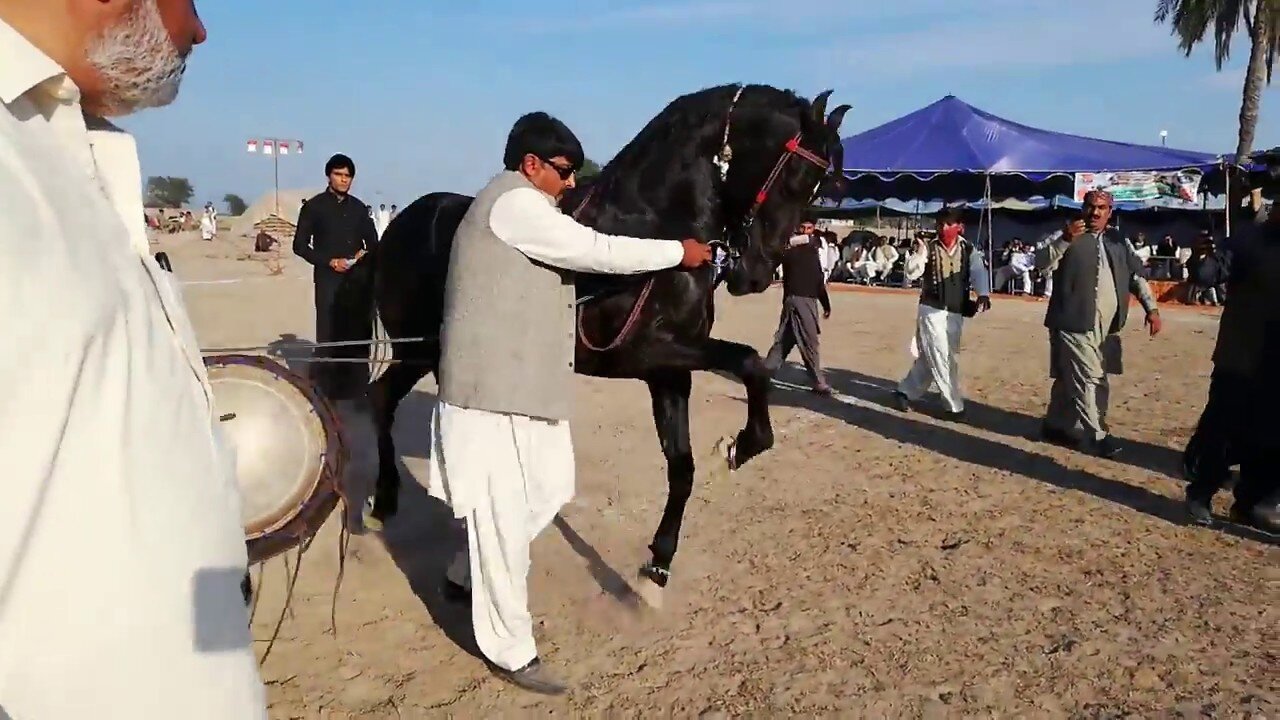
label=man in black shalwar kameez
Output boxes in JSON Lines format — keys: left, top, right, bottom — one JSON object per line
{"left": 292, "top": 153, "right": 379, "bottom": 401}
{"left": 1183, "top": 187, "right": 1280, "bottom": 534}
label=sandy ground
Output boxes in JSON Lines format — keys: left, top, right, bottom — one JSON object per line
{"left": 159, "top": 230, "right": 1277, "bottom": 718}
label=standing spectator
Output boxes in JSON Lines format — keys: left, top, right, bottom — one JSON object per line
{"left": 1034, "top": 190, "right": 1162, "bottom": 458}
{"left": 292, "top": 154, "right": 380, "bottom": 400}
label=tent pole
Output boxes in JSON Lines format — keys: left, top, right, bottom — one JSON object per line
{"left": 1224, "top": 160, "right": 1232, "bottom": 238}
{"left": 985, "top": 173, "right": 994, "bottom": 289}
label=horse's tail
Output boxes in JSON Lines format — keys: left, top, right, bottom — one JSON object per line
{"left": 369, "top": 192, "right": 473, "bottom": 366}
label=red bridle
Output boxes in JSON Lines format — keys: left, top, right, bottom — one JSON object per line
{"left": 741, "top": 132, "right": 831, "bottom": 229}
{"left": 570, "top": 88, "right": 834, "bottom": 352}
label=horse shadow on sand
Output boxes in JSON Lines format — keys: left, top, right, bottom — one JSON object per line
{"left": 368, "top": 389, "right": 645, "bottom": 662}
{"left": 737, "top": 364, "right": 1274, "bottom": 545}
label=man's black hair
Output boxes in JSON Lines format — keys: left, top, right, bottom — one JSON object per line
{"left": 937, "top": 206, "right": 963, "bottom": 224}
{"left": 503, "top": 112, "right": 584, "bottom": 171}
{"left": 325, "top": 153, "right": 355, "bottom": 176}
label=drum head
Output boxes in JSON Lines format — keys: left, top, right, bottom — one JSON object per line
{"left": 206, "top": 356, "right": 330, "bottom": 538}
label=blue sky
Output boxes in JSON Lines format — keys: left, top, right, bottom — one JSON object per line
{"left": 118, "top": 0, "right": 1278, "bottom": 210}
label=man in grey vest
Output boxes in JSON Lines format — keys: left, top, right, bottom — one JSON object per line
{"left": 423, "top": 112, "right": 711, "bottom": 694}
{"left": 1035, "top": 190, "right": 1162, "bottom": 458}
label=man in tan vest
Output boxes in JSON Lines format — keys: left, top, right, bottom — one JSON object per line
{"left": 423, "top": 111, "right": 711, "bottom": 694}
{"left": 893, "top": 208, "right": 991, "bottom": 420}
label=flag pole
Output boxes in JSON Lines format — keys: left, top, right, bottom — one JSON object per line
{"left": 246, "top": 137, "right": 304, "bottom": 219}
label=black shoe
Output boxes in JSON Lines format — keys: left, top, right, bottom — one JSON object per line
{"left": 892, "top": 391, "right": 912, "bottom": 412}
{"left": 1228, "top": 502, "right": 1280, "bottom": 534}
{"left": 442, "top": 577, "right": 470, "bottom": 605}
{"left": 1090, "top": 435, "right": 1121, "bottom": 459}
{"left": 943, "top": 409, "right": 966, "bottom": 423}
{"left": 1039, "top": 424, "right": 1073, "bottom": 446}
{"left": 489, "top": 657, "right": 567, "bottom": 696}
{"left": 1185, "top": 494, "right": 1214, "bottom": 526}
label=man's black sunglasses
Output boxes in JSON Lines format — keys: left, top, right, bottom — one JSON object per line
{"left": 541, "top": 157, "right": 577, "bottom": 180}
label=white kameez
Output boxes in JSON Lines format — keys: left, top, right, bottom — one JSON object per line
{"left": 425, "top": 182, "right": 684, "bottom": 672}
{"left": 0, "top": 20, "right": 266, "bottom": 719}
{"left": 898, "top": 238, "right": 990, "bottom": 413}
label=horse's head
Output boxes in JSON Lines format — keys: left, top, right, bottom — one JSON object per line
{"left": 718, "top": 87, "right": 850, "bottom": 295}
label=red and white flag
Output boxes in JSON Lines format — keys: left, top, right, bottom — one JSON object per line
{"left": 278, "top": 142, "right": 289, "bottom": 155}
{"left": 246, "top": 139, "right": 257, "bottom": 153}
{"left": 262, "top": 140, "right": 274, "bottom": 155}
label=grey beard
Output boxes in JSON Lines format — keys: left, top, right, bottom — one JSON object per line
{"left": 84, "top": 0, "right": 187, "bottom": 115}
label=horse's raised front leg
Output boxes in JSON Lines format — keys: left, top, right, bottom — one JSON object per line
{"left": 703, "top": 338, "right": 775, "bottom": 469}
{"left": 363, "top": 360, "right": 429, "bottom": 529}
{"left": 639, "top": 370, "right": 694, "bottom": 608}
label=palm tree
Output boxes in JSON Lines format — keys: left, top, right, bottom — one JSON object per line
{"left": 1155, "top": 0, "right": 1279, "bottom": 158}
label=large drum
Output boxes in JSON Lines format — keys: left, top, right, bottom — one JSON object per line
{"left": 203, "top": 354, "right": 348, "bottom": 565}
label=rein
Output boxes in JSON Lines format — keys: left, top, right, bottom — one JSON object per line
{"left": 572, "top": 85, "right": 832, "bottom": 352}
{"left": 569, "top": 185, "right": 660, "bottom": 352}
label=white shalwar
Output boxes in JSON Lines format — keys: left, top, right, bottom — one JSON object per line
{"left": 200, "top": 210, "right": 217, "bottom": 240}
{"left": 898, "top": 242, "right": 991, "bottom": 413}
{"left": 425, "top": 185, "right": 683, "bottom": 672}
{"left": 0, "top": 20, "right": 266, "bottom": 719}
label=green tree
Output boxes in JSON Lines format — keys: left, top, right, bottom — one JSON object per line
{"left": 223, "top": 193, "right": 248, "bottom": 215}
{"left": 144, "top": 176, "right": 195, "bottom": 208}
{"left": 578, "top": 157, "right": 601, "bottom": 180}
{"left": 1155, "top": 0, "right": 1278, "bottom": 158}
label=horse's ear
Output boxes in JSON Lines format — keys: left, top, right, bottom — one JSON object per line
{"left": 810, "top": 89, "right": 834, "bottom": 127}
{"left": 826, "top": 104, "right": 851, "bottom": 135}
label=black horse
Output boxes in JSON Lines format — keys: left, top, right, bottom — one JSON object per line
{"left": 364, "top": 83, "right": 850, "bottom": 604}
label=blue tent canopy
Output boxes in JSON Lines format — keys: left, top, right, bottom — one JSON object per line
{"left": 831, "top": 96, "right": 1226, "bottom": 201}
{"left": 841, "top": 95, "right": 1222, "bottom": 179}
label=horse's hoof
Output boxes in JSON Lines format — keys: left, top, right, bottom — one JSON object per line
{"left": 703, "top": 436, "right": 736, "bottom": 485}
{"left": 635, "top": 568, "right": 666, "bottom": 610}
{"left": 361, "top": 497, "right": 385, "bottom": 532}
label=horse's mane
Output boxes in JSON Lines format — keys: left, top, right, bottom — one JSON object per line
{"left": 562, "top": 83, "right": 812, "bottom": 224}
{"left": 607, "top": 84, "right": 809, "bottom": 173}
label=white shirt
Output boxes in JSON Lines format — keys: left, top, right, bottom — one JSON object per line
{"left": 0, "top": 19, "right": 266, "bottom": 719}
{"left": 426, "top": 184, "right": 684, "bottom": 518}
{"left": 488, "top": 186, "right": 684, "bottom": 273}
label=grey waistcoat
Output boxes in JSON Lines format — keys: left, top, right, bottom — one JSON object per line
{"left": 437, "top": 171, "right": 577, "bottom": 421}
{"left": 1043, "top": 230, "right": 1141, "bottom": 335}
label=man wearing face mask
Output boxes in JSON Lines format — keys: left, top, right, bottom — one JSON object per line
{"left": 0, "top": 1, "right": 268, "bottom": 718}
{"left": 426, "top": 111, "right": 711, "bottom": 695}
{"left": 1034, "top": 190, "right": 1161, "bottom": 458}
{"left": 892, "top": 208, "right": 991, "bottom": 420}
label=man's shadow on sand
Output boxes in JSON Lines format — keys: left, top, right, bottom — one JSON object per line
{"left": 733, "top": 364, "right": 1273, "bottom": 545}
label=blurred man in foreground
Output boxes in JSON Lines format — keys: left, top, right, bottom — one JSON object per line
{"left": 0, "top": 1, "right": 267, "bottom": 717}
